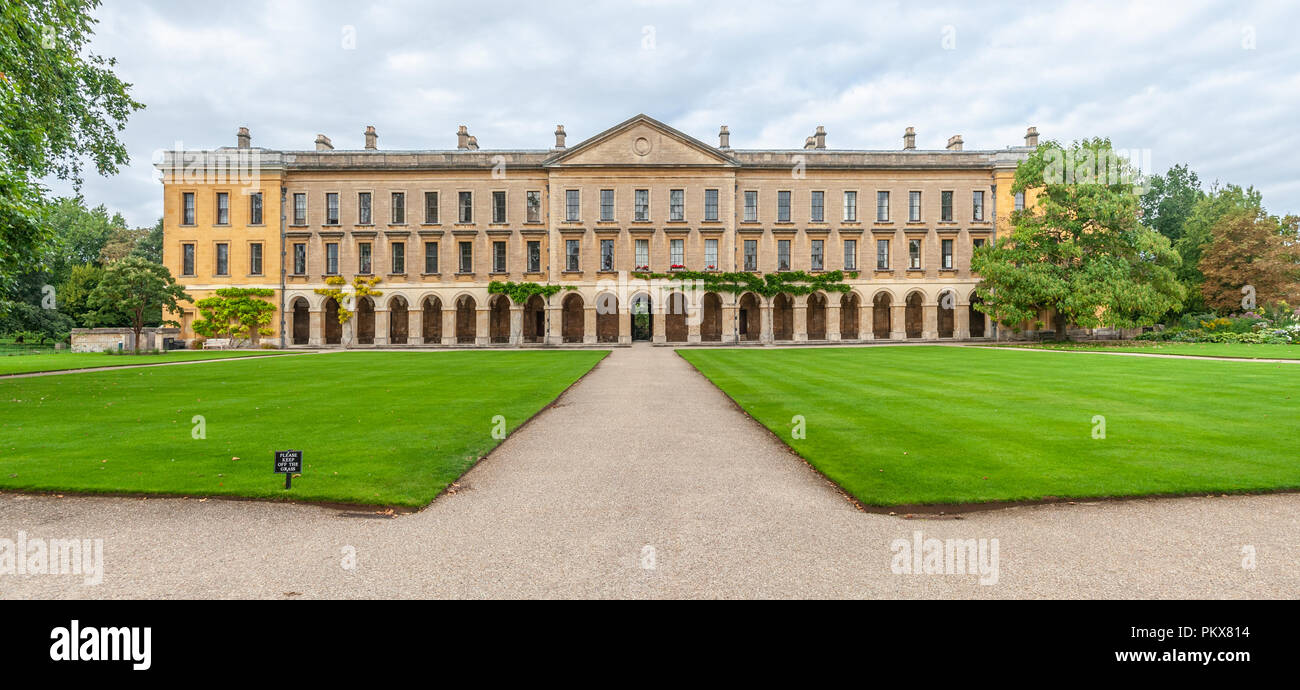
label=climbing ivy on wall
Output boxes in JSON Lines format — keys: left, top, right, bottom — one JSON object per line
{"left": 314, "top": 275, "right": 383, "bottom": 346}
{"left": 629, "top": 270, "right": 858, "bottom": 297}
{"left": 488, "top": 280, "right": 573, "bottom": 304}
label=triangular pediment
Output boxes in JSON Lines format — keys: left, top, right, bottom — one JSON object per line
{"left": 545, "top": 114, "right": 737, "bottom": 167}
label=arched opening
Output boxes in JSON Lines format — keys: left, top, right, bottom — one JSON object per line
{"left": 561, "top": 293, "right": 584, "bottom": 343}
{"left": 523, "top": 294, "right": 545, "bottom": 343}
{"left": 664, "top": 292, "right": 688, "bottom": 342}
{"left": 938, "top": 291, "right": 955, "bottom": 339}
{"left": 840, "top": 292, "right": 860, "bottom": 340}
{"left": 806, "top": 292, "right": 827, "bottom": 340}
{"left": 422, "top": 296, "right": 442, "bottom": 344}
{"left": 773, "top": 293, "right": 794, "bottom": 341}
{"left": 738, "top": 292, "right": 761, "bottom": 341}
{"left": 905, "top": 292, "right": 924, "bottom": 339}
{"left": 489, "top": 294, "right": 511, "bottom": 343}
{"left": 596, "top": 293, "right": 619, "bottom": 343}
{"left": 873, "top": 293, "right": 892, "bottom": 339}
{"left": 355, "top": 297, "right": 376, "bottom": 345}
{"left": 969, "top": 293, "right": 986, "bottom": 338}
{"left": 455, "top": 295, "right": 476, "bottom": 344}
{"left": 701, "top": 293, "right": 722, "bottom": 342}
{"left": 631, "top": 293, "right": 652, "bottom": 341}
{"left": 291, "top": 298, "right": 309, "bottom": 345}
{"left": 324, "top": 298, "right": 342, "bottom": 345}
{"left": 389, "top": 296, "right": 409, "bottom": 344}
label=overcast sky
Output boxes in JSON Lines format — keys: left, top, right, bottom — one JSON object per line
{"left": 50, "top": 0, "right": 1300, "bottom": 226}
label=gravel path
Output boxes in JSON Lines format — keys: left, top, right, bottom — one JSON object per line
{"left": 2, "top": 344, "right": 1294, "bottom": 599}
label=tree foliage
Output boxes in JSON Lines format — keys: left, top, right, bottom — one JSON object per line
{"left": 488, "top": 281, "right": 565, "bottom": 304}
{"left": 98, "top": 225, "right": 149, "bottom": 264}
{"left": 1139, "top": 164, "right": 1203, "bottom": 244}
{"left": 130, "top": 217, "right": 164, "bottom": 263}
{"left": 0, "top": 0, "right": 143, "bottom": 296}
{"left": 192, "top": 288, "right": 277, "bottom": 348}
{"left": 1172, "top": 184, "right": 1264, "bottom": 312}
{"left": 0, "top": 301, "right": 73, "bottom": 344}
{"left": 972, "top": 138, "right": 1185, "bottom": 336}
{"left": 1199, "top": 207, "right": 1300, "bottom": 313}
{"left": 87, "top": 257, "right": 190, "bottom": 352}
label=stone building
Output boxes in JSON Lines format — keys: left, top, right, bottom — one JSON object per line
{"left": 156, "top": 114, "right": 1041, "bottom": 346}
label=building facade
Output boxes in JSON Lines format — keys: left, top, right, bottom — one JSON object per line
{"left": 157, "top": 114, "right": 1039, "bottom": 347}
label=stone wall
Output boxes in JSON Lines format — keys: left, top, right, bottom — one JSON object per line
{"left": 71, "top": 327, "right": 182, "bottom": 352}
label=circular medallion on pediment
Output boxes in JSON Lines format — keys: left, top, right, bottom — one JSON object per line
{"left": 632, "top": 136, "right": 652, "bottom": 156}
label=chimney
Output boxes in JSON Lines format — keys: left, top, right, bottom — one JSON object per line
{"left": 457, "top": 125, "right": 469, "bottom": 150}
{"left": 814, "top": 125, "right": 826, "bottom": 149}
{"left": 718, "top": 125, "right": 730, "bottom": 149}
{"left": 903, "top": 126, "right": 916, "bottom": 150}
{"left": 236, "top": 127, "right": 251, "bottom": 149}
{"left": 1024, "top": 126, "right": 1039, "bottom": 147}
{"left": 946, "top": 135, "right": 963, "bottom": 151}
{"left": 364, "top": 125, "right": 377, "bottom": 150}
{"left": 803, "top": 135, "right": 816, "bottom": 150}
{"left": 466, "top": 135, "right": 479, "bottom": 151}
{"left": 554, "top": 125, "right": 566, "bottom": 149}
{"left": 314, "top": 134, "right": 333, "bottom": 151}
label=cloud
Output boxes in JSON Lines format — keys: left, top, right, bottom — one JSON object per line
{"left": 45, "top": 0, "right": 1300, "bottom": 224}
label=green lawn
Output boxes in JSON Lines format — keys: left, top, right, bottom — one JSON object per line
{"left": 0, "top": 350, "right": 606, "bottom": 506}
{"left": 991, "top": 341, "right": 1300, "bottom": 360}
{"left": 0, "top": 349, "right": 295, "bottom": 376}
{"left": 680, "top": 346, "right": 1300, "bottom": 507}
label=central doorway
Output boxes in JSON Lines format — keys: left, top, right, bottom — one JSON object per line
{"left": 631, "top": 294, "right": 652, "bottom": 341}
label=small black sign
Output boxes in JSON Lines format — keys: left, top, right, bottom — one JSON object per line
{"left": 275, "top": 451, "right": 302, "bottom": 489}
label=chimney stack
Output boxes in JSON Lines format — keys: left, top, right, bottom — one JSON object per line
{"left": 903, "top": 126, "right": 916, "bottom": 150}
{"left": 718, "top": 125, "right": 730, "bottom": 149}
{"left": 946, "top": 135, "right": 964, "bottom": 151}
{"left": 814, "top": 125, "right": 826, "bottom": 149}
{"left": 236, "top": 127, "right": 251, "bottom": 149}
{"left": 364, "top": 125, "right": 377, "bottom": 150}
{"left": 457, "top": 125, "right": 469, "bottom": 150}
{"left": 1024, "top": 126, "right": 1039, "bottom": 147}
{"left": 314, "top": 134, "right": 333, "bottom": 151}
{"left": 554, "top": 125, "right": 566, "bottom": 149}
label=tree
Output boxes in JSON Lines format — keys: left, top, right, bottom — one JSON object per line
{"left": 0, "top": 0, "right": 143, "bottom": 297}
{"left": 130, "top": 217, "right": 164, "bottom": 263}
{"left": 0, "top": 302, "right": 73, "bottom": 344}
{"left": 86, "top": 257, "right": 190, "bottom": 352}
{"left": 98, "top": 225, "right": 148, "bottom": 264}
{"left": 42, "top": 196, "right": 121, "bottom": 280}
{"left": 57, "top": 262, "right": 126, "bottom": 327}
{"left": 1140, "top": 164, "right": 1203, "bottom": 244}
{"left": 1199, "top": 208, "right": 1299, "bottom": 313}
{"left": 972, "top": 138, "right": 1185, "bottom": 337}
{"left": 1174, "top": 184, "right": 1264, "bottom": 312}
{"left": 192, "top": 288, "right": 277, "bottom": 348}
{"left": 0, "top": 196, "right": 139, "bottom": 335}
